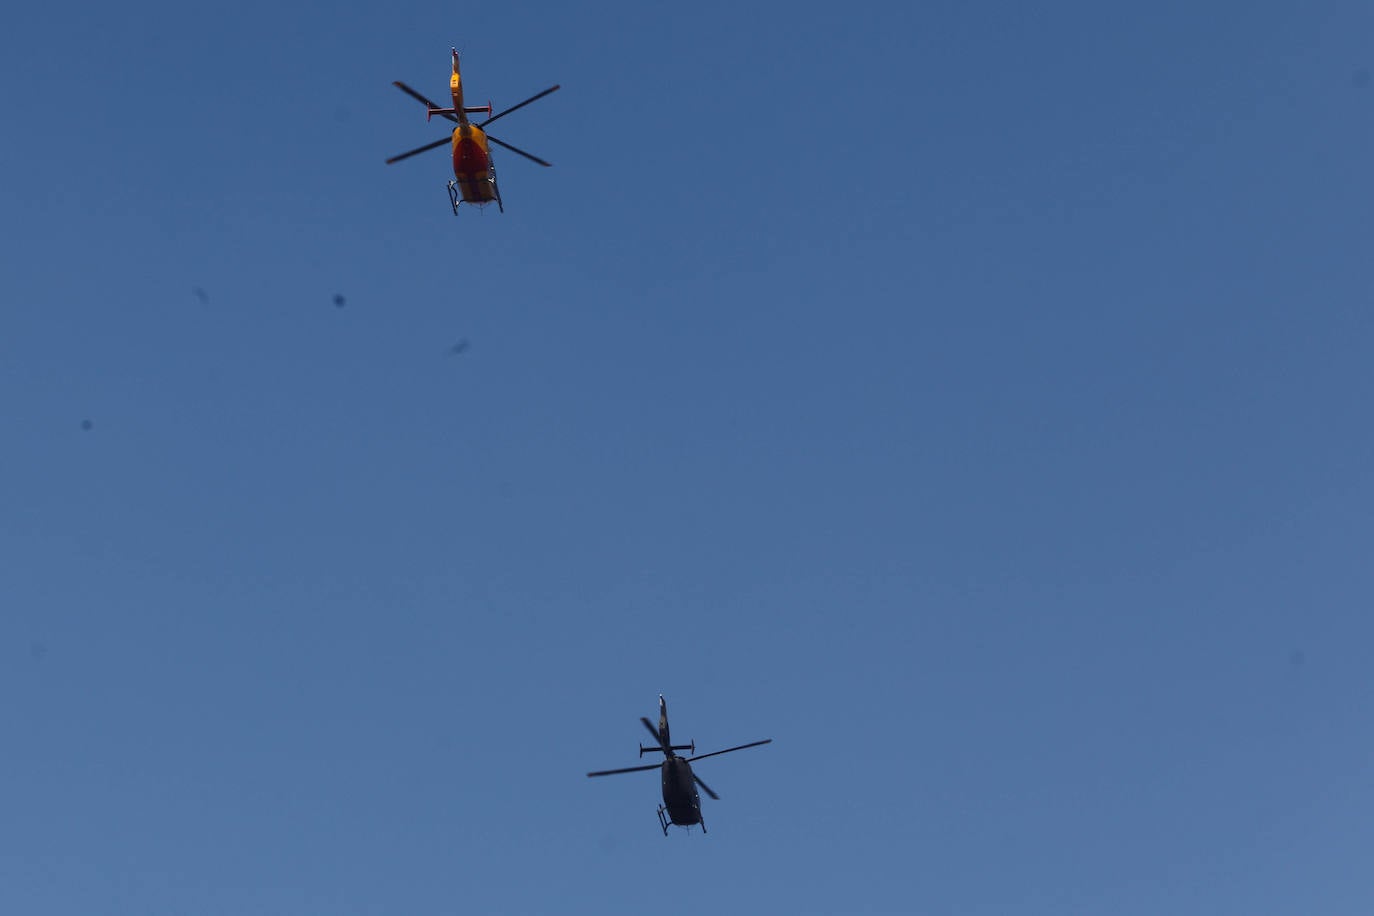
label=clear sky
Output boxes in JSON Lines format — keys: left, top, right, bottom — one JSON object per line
{"left": 3, "top": 2, "right": 1372, "bottom": 913}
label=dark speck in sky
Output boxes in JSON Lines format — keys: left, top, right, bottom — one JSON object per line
{"left": 81, "top": 419, "right": 93, "bottom": 431}
{"left": 1289, "top": 649, "right": 1306, "bottom": 667}
{"left": 193, "top": 286, "right": 209, "bottom": 304}
{"left": 449, "top": 339, "right": 470, "bottom": 356}
{"left": 333, "top": 294, "right": 346, "bottom": 308}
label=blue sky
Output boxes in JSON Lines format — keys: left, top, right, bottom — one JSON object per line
{"left": 3, "top": 2, "right": 1372, "bottom": 913}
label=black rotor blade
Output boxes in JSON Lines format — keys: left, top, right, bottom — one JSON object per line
{"left": 686, "top": 738, "right": 772, "bottom": 763}
{"left": 393, "top": 81, "right": 458, "bottom": 122}
{"left": 693, "top": 774, "right": 719, "bottom": 801}
{"left": 385, "top": 136, "right": 451, "bottom": 165}
{"left": 486, "top": 135, "right": 552, "bottom": 168}
{"left": 640, "top": 717, "right": 665, "bottom": 747}
{"left": 587, "top": 763, "right": 661, "bottom": 778}
{"left": 478, "top": 85, "right": 560, "bottom": 128}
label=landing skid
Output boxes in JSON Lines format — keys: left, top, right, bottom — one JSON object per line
{"left": 444, "top": 176, "right": 504, "bottom": 215}
{"left": 490, "top": 161, "right": 504, "bottom": 212}
{"left": 656, "top": 806, "right": 705, "bottom": 836}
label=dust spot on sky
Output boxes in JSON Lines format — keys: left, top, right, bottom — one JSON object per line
{"left": 193, "top": 286, "right": 210, "bottom": 304}
{"left": 81, "top": 419, "right": 93, "bottom": 431}
{"left": 333, "top": 294, "right": 347, "bottom": 308}
{"left": 1289, "top": 649, "right": 1306, "bottom": 667}
{"left": 448, "top": 339, "right": 470, "bottom": 356}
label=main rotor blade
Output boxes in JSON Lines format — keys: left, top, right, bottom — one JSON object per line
{"left": 393, "top": 81, "right": 458, "bottom": 122}
{"left": 478, "top": 84, "right": 561, "bottom": 128}
{"left": 640, "top": 717, "right": 665, "bottom": 747}
{"left": 687, "top": 738, "right": 772, "bottom": 763}
{"left": 385, "top": 136, "right": 451, "bottom": 165}
{"left": 587, "top": 763, "right": 661, "bottom": 778}
{"left": 486, "top": 135, "right": 552, "bottom": 167}
{"left": 693, "top": 774, "right": 719, "bottom": 801}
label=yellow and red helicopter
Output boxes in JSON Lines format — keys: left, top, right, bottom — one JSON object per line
{"left": 387, "top": 49, "right": 559, "bottom": 213}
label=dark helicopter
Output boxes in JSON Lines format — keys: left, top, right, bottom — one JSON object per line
{"left": 587, "top": 695, "right": 771, "bottom": 835}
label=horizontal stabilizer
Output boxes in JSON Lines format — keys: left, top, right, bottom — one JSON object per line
{"left": 639, "top": 742, "right": 695, "bottom": 758}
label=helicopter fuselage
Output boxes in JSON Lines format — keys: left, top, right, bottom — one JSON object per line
{"left": 449, "top": 123, "right": 498, "bottom": 206}
{"left": 660, "top": 757, "right": 703, "bottom": 827}
{"left": 446, "top": 53, "right": 499, "bottom": 207}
